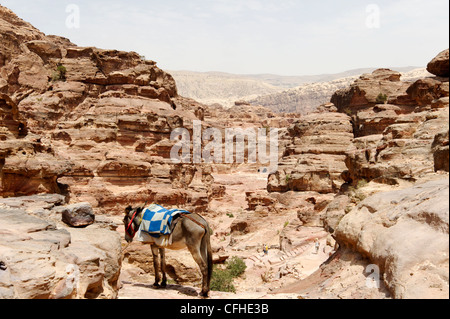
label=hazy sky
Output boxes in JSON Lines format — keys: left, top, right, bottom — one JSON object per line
{"left": 1, "top": 0, "right": 449, "bottom": 75}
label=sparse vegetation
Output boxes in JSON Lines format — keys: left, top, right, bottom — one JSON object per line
{"left": 376, "top": 93, "right": 388, "bottom": 104}
{"left": 52, "top": 64, "right": 67, "bottom": 82}
{"left": 210, "top": 266, "right": 237, "bottom": 293}
{"left": 285, "top": 174, "right": 291, "bottom": 184}
{"left": 343, "top": 107, "right": 353, "bottom": 116}
{"left": 210, "top": 257, "right": 247, "bottom": 293}
{"left": 347, "top": 179, "right": 369, "bottom": 204}
{"left": 226, "top": 256, "right": 247, "bottom": 278}
{"left": 356, "top": 179, "right": 368, "bottom": 189}
{"left": 353, "top": 191, "right": 367, "bottom": 203}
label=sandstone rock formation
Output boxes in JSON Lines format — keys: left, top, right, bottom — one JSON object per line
{"left": 329, "top": 59, "right": 449, "bottom": 186}
{"left": 331, "top": 69, "right": 412, "bottom": 115}
{"left": 268, "top": 49, "right": 449, "bottom": 299}
{"left": 172, "top": 67, "right": 426, "bottom": 112}
{"left": 313, "top": 50, "right": 449, "bottom": 299}
{"left": 335, "top": 179, "right": 449, "bottom": 299}
{"left": 1, "top": 5, "right": 449, "bottom": 300}
{"left": 1, "top": 91, "right": 72, "bottom": 197}
{"left": 432, "top": 130, "right": 449, "bottom": 172}
{"left": 0, "top": 5, "right": 213, "bottom": 215}
{"left": 249, "top": 76, "right": 363, "bottom": 115}
{"left": 427, "top": 49, "right": 449, "bottom": 77}
{"left": 58, "top": 202, "right": 96, "bottom": 228}
{"left": 0, "top": 195, "right": 121, "bottom": 299}
{"left": 268, "top": 111, "right": 353, "bottom": 194}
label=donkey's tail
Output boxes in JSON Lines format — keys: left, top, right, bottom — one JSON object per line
{"left": 201, "top": 225, "right": 213, "bottom": 288}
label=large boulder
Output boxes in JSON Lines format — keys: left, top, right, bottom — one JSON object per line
{"left": 335, "top": 179, "right": 449, "bottom": 299}
{"left": 427, "top": 49, "right": 449, "bottom": 77}
{"left": 406, "top": 77, "right": 449, "bottom": 106}
{"left": 57, "top": 202, "right": 95, "bottom": 228}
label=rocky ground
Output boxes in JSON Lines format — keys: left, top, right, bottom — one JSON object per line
{"left": 1, "top": 5, "right": 449, "bottom": 299}
{"left": 0, "top": 195, "right": 122, "bottom": 299}
{"left": 117, "top": 171, "right": 332, "bottom": 299}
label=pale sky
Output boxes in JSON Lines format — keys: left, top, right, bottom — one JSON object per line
{"left": 1, "top": 0, "right": 449, "bottom": 75}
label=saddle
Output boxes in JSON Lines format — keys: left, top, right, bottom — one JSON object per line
{"left": 136, "top": 204, "right": 191, "bottom": 246}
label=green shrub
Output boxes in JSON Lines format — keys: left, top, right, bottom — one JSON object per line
{"left": 210, "top": 257, "right": 247, "bottom": 293}
{"left": 226, "top": 257, "right": 247, "bottom": 278}
{"left": 285, "top": 174, "right": 291, "bottom": 184}
{"left": 210, "top": 266, "right": 236, "bottom": 293}
{"left": 376, "top": 93, "right": 388, "bottom": 104}
{"left": 52, "top": 64, "right": 67, "bottom": 82}
{"left": 343, "top": 108, "right": 353, "bottom": 116}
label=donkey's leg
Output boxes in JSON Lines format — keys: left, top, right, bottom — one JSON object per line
{"left": 151, "top": 245, "right": 161, "bottom": 287}
{"left": 159, "top": 248, "right": 167, "bottom": 288}
{"left": 186, "top": 240, "right": 209, "bottom": 297}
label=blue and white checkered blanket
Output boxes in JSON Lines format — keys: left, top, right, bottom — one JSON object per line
{"left": 139, "top": 204, "right": 190, "bottom": 236}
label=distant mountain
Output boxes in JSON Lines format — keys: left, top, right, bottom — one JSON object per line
{"left": 169, "top": 70, "right": 282, "bottom": 107}
{"left": 249, "top": 75, "right": 359, "bottom": 114}
{"left": 240, "top": 66, "right": 423, "bottom": 88}
{"left": 170, "top": 67, "right": 429, "bottom": 113}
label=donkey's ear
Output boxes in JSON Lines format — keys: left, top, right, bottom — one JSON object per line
{"left": 125, "top": 205, "right": 132, "bottom": 214}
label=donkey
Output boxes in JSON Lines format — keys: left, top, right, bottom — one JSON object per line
{"left": 123, "top": 205, "right": 213, "bottom": 297}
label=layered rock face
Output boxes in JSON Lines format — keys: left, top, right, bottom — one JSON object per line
{"left": 1, "top": 92, "right": 72, "bottom": 197}
{"left": 267, "top": 50, "right": 449, "bottom": 299}
{"left": 335, "top": 179, "right": 449, "bottom": 299}
{"left": 320, "top": 50, "right": 449, "bottom": 299}
{"left": 331, "top": 64, "right": 449, "bottom": 186}
{"left": 268, "top": 109, "right": 353, "bottom": 193}
{"left": 0, "top": 5, "right": 212, "bottom": 299}
{"left": 0, "top": 5, "right": 212, "bottom": 215}
{"left": 266, "top": 63, "right": 448, "bottom": 191}
{"left": 1, "top": 5, "right": 449, "bottom": 300}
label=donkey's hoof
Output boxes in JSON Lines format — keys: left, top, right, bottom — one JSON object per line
{"left": 153, "top": 283, "right": 161, "bottom": 288}
{"left": 161, "top": 282, "right": 167, "bottom": 288}
{"left": 200, "top": 291, "right": 210, "bottom": 298}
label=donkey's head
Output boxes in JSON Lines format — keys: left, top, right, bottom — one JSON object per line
{"left": 123, "top": 205, "right": 144, "bottom": 243}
